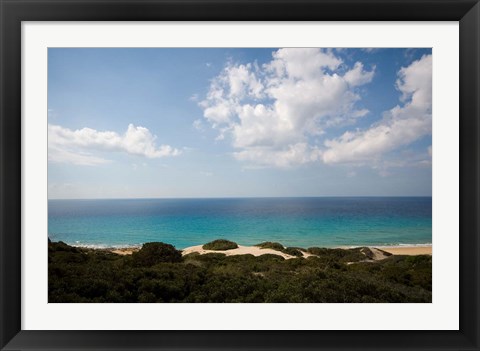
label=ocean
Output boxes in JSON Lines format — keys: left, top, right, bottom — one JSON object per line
{"left": 48, "top": 197, "right": 432, "bottom": 249}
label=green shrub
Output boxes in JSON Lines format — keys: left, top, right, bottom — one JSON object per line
{"left": 288, "top": 246, "right": 307, "bottom": 252}
{"left": 307, "top": 247, "right": 329, "bottom": 255}
{"left": 133, "top": 242, "right": 182, "bottom": 267}
{"left": 202, "top": 239, "right": 238, "bottom": 251}
{"left": 307, "top": 247, "right": 368, "bottom": 262}
{"left": 282, "top": 247, "right": 304, "bottom": 257}
{"left": 49, "top": 241, "right": 80, "bottom": 253}
{"left": 255, "top": 242, "right": 284, "bottom": 251}
{"left": 255, "top": 254, "right": 286, "bottom": 262}
{"left": 183, "top": 252, "right": 201, "bottom": 259}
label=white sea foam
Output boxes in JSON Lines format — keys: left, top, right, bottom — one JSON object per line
{"left": 69, "top": 243, "right": 143, "bottom": 250}
{"left": 376, "top": 243, "right": 432, "bottom": 248}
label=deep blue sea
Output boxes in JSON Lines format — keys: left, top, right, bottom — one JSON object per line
{"left": 48, "top": 197, "right": 432, "bottom": 249}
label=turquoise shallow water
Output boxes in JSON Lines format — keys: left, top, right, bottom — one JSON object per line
{"left": 48, "top": 197, "right": 432, "bottom": 249}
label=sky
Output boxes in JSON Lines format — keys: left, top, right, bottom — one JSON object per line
{"left": 48, "top": 48, "right": 432, "bottom": 199}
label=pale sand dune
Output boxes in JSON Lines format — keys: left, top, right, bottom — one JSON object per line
{"left": 377, "top": 246, "right": 432, "bottom": 256}
{"left": 366, "top": 247, "right": 391, "bottom": 260}
{"left": 181, "top": 245, "right": 314, "bottom": 260}
{"left": 108, "top": 244, "right": 432, "bottom": 258}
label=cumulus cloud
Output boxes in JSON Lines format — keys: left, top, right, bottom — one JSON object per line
{"left": 344, "top": 62, "right": 376, "bottom": 87}
{"left": 49, "top": 124, "right": 181, "bottom": 166}
{"left": 322, "top": 54, "right": 432, "bottom": 165}
{"left": 199, "top": 48, "right": 375, "bottom": 168}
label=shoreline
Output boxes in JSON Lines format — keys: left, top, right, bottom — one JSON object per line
{"left": 71, "top": 243, "right": 432, "bottom": 258}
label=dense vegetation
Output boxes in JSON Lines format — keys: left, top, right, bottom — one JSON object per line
{"left": 202, "top": 239, "right": 238, "bottom": 250}
{"left": 306, "top": 246, "right": 389, "bottom": 262}
{"left": 49, "top": 240, "right": 432, "bottom": 303}
{"left": 132, "top": 242, "right": 182, "bottom": 266}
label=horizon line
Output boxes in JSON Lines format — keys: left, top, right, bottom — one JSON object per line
{"left": 48, "top": 195, "right": 433, "bottom": 201}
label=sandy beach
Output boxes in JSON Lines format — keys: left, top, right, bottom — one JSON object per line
{"left": 378, "top": 246, "right": 432, "bottom": 256}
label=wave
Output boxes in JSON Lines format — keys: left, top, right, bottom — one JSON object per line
{"left": 69, "top": 242, "right": 143, "bottom": 250}
{"left": 376, "top": 243, "right": 432, "bottom": 248}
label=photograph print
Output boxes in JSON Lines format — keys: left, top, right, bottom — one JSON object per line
{"left": 48, "top": 48, "right": 432, "bottom": 303}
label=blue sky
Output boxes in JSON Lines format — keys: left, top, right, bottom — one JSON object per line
{"left": 48, "top": 48, "right": 432, "bottom": 199}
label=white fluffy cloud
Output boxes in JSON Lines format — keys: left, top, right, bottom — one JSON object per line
{"left": 49, "top": 124, "right": 181, "bottom": 166}
{"left": 344, "top": 62, "right": 376, "bottom": 87}
{"left": 199, "top": 48, "right": 375, "bottom": 168}
{"left": 322, "top": 54, "right": 432, "bottom": 165}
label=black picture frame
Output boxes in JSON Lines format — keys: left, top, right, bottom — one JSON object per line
{"left": 1, "top": 0, "right": 479, "bottom": 350}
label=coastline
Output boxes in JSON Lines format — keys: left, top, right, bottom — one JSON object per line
{"left": 78, "top": 243, "right": 432, "bottom": 258}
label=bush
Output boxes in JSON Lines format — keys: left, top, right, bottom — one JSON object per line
{"left": 288, "top": 246, "right": 307, "bottom": 252}
{"left": 255, "top": 242, "right": 284, "bottom": 251}
{"left": 202, "top": 239, "right": 238, "bottom": 251}
{"left": 307, "top": 247, "right": 329, "bottom": 256}
{"left": 282, "top": 247, "right": 304, "bottom": 257}
{"left": 133, "top": 242, "right": 182, "bottom": 267}
{"left": 306, "top": 247, "right": 368, "bottom": 262}
{"left": 48, "top": 241, "right": 80, "bottom": 253}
